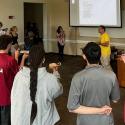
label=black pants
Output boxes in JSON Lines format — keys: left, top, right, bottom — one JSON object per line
{"left": 0, "top": 106, "right": 11, "bottom": 125}
{"left": 58, "top": 43, "right": 64, "bottom": 61}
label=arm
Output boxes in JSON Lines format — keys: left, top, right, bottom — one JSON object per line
{"left": 99, "top": 33, "right": 110, "bottom": 47}
{"left": 100, "top": 41, "right": 109, "bottom": 47}
{"left": 49, "top": 63, "right": 63, "bottom": 98}
{"left": 67, "top": 75, "right": 82, "bottom": 111}
{"left": 56, "top": 32, "right": 60, "bottom": 38}
{"left": 63, "top": 31, "right": 65, "bottom": 41}
{"left": 70, "top": 105, "right": 112, "bottom": 115}
{"left": 14, "top": 50, "right": 20, "bottom": 62}
{"left": 6, "top": 58, "right": 19, "bottom": 91}
{"left": 49, "top": 63, "right": 61, "bottom": 78}
{"left": 20, "top": 53, "right": 29, "bottom": 68}
{"left": 67, "top": 75, "right": 112, "bottom": 115}
{"left": 110, "top": 77, "right": 120, "bottom": 103}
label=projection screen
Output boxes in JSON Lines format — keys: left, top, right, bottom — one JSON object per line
{"left": 70, "top": 0, "right": 121, "bottom": 27}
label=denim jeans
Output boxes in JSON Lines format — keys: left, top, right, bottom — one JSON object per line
{"left": 0, "top": 106, "right": 11, "bottom": 125}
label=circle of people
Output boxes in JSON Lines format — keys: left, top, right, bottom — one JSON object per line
{"left": 0, "top": 22, "right": 123, "bottom": 125}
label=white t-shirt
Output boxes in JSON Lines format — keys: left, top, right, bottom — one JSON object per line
{"left": 0, "top": 29, "right": 6, "bottom": 36}
{"left": 11, "top": 67, "right": 63, "bottom": 125}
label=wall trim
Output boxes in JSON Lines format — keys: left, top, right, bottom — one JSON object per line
{"left": 43, "top": 38, "right": 125, "bottom": 47}
{"left": 19, "top": 39, "right": 125, "bottom": 47}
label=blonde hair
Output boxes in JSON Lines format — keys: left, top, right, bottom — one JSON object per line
{"left": 10, "top": 26, "right": 17, "bottom": 32}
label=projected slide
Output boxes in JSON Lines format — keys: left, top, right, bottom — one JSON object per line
{"left": 70, "top": 0, "right": 121, "bottom": 27}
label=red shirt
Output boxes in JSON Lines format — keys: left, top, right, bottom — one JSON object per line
{"left": 0, "top": 53, "right": 18, "bottom": 106}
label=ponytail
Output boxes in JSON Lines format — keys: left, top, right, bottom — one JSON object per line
{"left": 29, "top": 45, "right": 45, "bottom": 125}
{"left": 30, "top": 68, "right": 38, "bottom": 125}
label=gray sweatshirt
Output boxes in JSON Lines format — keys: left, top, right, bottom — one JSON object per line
{"left": 11, "top": 67, "right": 63, "bottom": 125}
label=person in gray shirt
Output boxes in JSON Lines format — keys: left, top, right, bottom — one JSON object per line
{"left": 67, "top": 42, "right": 120, "bottom": 125}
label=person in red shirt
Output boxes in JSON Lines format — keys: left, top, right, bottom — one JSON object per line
{"left": 0, "top": 35, "right": 18, "bottom": 125}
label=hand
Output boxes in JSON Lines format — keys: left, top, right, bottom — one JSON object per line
{"left": 100, "top": 105, "right": 112, "bottom": 115}
{"left": 20, "top": 53, "right": 29, "bottom": 68}
{"left": 49, "top": 63, "right": 60, "bottom": 71}
{"left": 22, "top": 53, "right": 29, "bottom": 60}
{"left": 100, "top": 42, "right": 109, "bottom": 47}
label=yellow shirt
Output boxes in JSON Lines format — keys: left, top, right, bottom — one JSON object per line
{"left": 99, "top": 32, "right": 111, "bottom": 57}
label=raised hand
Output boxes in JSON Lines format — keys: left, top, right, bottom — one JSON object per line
{"left": 49, "top": 63, "right": 61, "bottom": 72}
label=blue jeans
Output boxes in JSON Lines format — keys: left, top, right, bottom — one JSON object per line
{"left": 0, "top": 106, "right": 11, "bottom": 125}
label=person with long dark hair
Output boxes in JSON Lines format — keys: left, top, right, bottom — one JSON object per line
{"left": 56, "top": 26, "right": 65, "bottom": 62}
{"left": 11, "top": 45, "right": 63, "bottom": 125}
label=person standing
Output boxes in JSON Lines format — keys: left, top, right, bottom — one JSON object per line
{"left": 11, "top": 45, "right": 63, "bottom": 125}
{"left": 56, "top": 26, "right": 65, "bottom": 62}
{"left": 0, "top": 22, "right": 7, "bottom": 36}
{"left": 67, "top": 42, "right": 120, "bottom": 125}
{"left": 9, "top": 26, "right": 18, "bottom": 46}
{"left": 0, "top": 35, "right": 18, "bottom": 125}
{"left": 9, "top": 26, "right": 19, "bottom": 56}
{"left": 98, "top": 25, "right": 111, "bottom": 70}
{"left": 24, "top": 31, "right": 35, "bottom": 51}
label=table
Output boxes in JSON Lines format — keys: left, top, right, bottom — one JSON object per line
{"left": 117, "top": 57, "right": 125, "bottom": 87}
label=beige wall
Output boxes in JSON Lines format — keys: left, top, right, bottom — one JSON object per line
{"left": 48, "top": 0, "right": 76, "bottom": 40}
{"left": 46, "top": 0, "right": 125, "bottom": 55}
{"left": 47, "top": 0, "right": 79, "bottom": 54}
{"left": 47, "top": 0, "right": 125, "bottom": 39}
{"left": 24, "top": 3, "right": 43, "bottom": 37}
{"left": 0, "top": 0, "right": 47, "bottom": 44}
{"left": 0, "top": 0, "right": 125, "bottom": 55}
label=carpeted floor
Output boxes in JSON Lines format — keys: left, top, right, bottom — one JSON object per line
{"left": 46, "top": 53, "right": 125, "bottom": 125}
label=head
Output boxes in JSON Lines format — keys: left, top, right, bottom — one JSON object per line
{"left": 10, "top": 26, "right": 18, "bottom": 33}
{"left": 0, "top": 22, "right": 3, "bottom": 29}
{"left": 98, "top": 25, "right": 106, "bottom": 34}
{"left": 30, "top": 23, "right": 34, "bottom": 28}
{"left": 29, "top": 45, "right": 45, "bottom": 124}
{"left": 82, "top": 42, "right": 101, "bottom": 65}
{"left": 0, "top": 35, "right": 12, "bottom": 52}
{"left": 29, "top": 45, "right": 45, "bottom": 69}
{"left": 28, "top": 31, "right": 34, "bottom": 38}
{"left": 57, "top": 26, "right": 63, "bottom": 33}
{"left": 33, "top": 23, "right": 36, "bottom": 27}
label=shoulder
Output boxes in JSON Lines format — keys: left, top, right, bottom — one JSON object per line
{"left": 13, "top": 67, "right": 29, "bottom": 84}
{"left": 39, "top": 71, "right": 60, "bottom": 90}
{"left": 14, "top": 68, "right": 26, "bottom": 78}
{"left": 46, "top": 72, "right": 57, "bottom": 81}
{"left": 100, "top": 67, "right": 116, "bottom": 80}
{"left": 9, "top": 56, "right": 18, "bottom": 66}
{"left": 38, "top": 68, "right": 58, "bottom": 82}
{"left": 104, "top": 32, "right": 110, "bottom": 38}
{"left": 72, "top": 69, "right": 87, "bottom": 82}
{"left": 6, "top": 54, "right": 14, "bottom": 60}
{"left": 6, "top": 55, "right": 17, "bottom": 64}
{"left": 56, "top": 32, "right": 60, "bottom": 36}
{"left": 14, "top": 70, "right": 21, "bottom": 80}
